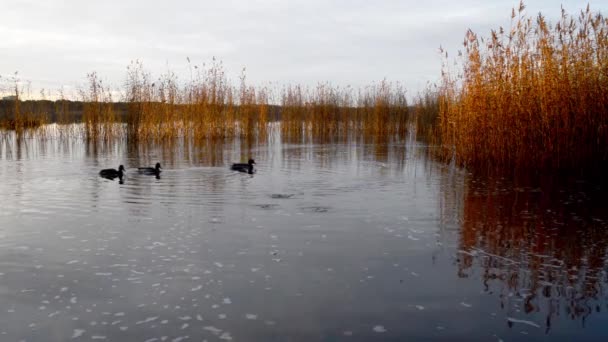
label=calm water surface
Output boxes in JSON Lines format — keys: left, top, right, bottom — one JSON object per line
{"left": 0, "top": 127, "right": 607, "bottom": 341}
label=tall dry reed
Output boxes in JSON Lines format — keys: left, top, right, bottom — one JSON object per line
{"left": 437, "top": 2, "right": 608, "bottom": 174}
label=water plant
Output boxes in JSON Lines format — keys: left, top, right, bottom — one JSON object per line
{"left": 436, "top": 2, "right": 608, "bottom": 175}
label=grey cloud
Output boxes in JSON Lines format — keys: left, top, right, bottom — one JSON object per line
{"left": 1, "top": 0, "right": 606, "bottom": 98}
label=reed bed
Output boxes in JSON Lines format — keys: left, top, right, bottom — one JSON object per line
{"left": 0, "top": 73, "right": 48, "bottom": 135}
{"left": 436, "top": 2, "right": 608, "bottom": 175}
{"left": 413, "top": 85, "right": 440, "bottom": 144}
{"left": 2, "top": 60, "right": 410, "bottom": 143}
{"left": 280, "top": 80, "right": 409, "bottom": 141}
{"left": 124, "top": 59, "right": 271, "bottom": 141}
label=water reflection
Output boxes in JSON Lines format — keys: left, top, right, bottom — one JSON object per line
{"left": 1, "top": 125, "right": 608, "bottom": 341}
{"left": 456, "top": 176, "right": 608, "bottom": 333}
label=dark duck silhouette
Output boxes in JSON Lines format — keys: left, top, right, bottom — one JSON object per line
{"left": 231, "top": 159, "right": 256, "bottom": 174}
{"left": 138, "top": 162, "right": 162, "bottom": 176}
{"left": 99, "top": 165, "right": 125, "bottom": 180}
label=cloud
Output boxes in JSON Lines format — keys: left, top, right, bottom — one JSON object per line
{"left": 1, "top": 0, "right": 607, "bottom": 98}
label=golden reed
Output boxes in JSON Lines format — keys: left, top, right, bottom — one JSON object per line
{"left": 435, "top": 2, "right": 608, "bottom": 175}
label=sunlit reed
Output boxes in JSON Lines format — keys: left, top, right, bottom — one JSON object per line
{"left": 436, "top": 2, "right": 608, "bottom": 175}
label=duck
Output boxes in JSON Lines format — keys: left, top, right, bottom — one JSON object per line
{"left": 231, "top": 159, "right": 256, "bottom": 174}
{"left": 99, "top": 165, "right": 125, "bottom": 180}
{"left": 138, "top": 162, "right": 162, "bottom": 176}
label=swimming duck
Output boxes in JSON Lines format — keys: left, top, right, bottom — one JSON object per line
{"left": 99, "top": 165, "right": 125, "bottom": 180}
{"left": 231, "top": 159, "right": 256, "bottom": 174}
{"left": 138, "top": 162, "right": 162, "bottom": 176}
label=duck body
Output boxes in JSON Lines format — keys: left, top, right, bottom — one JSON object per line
{"left": 138, "top": 162, "right": 162, "bottom": 176}
{"left": 231, "top": 159, "right": 256, "bottom": 174}
{"left": 100, "top": 165, "right": 125, "bottom": 180}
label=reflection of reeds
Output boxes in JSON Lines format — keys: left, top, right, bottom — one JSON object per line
{"left": 436, "top": 2, "right": 608, "bottom": 175}
{"left": 455, "top": 175, "right": 608, "bottom": 331}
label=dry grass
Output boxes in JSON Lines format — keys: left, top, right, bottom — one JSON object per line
{"left": 0, "top": 73, "right": 47, "bottom": 134}
{"left": 124, "top": 59, "right": 270, "bottom": 141}
{"left": 80, "top": 72, "right": 119, "bottom": 141}
{"left": 280, "top": 80, "right": 409, "bottom": 141}
{"left": 436, "top": 2, "right": 608, "bottom": 174}
{"left": 413, "top": 85, "right": 440, "bottom": 144}
{"left": 72, "top": 60, "right": 409, "bottom": 142}
{"left": 2, "top": 66, "right": 409, "bottom": 143}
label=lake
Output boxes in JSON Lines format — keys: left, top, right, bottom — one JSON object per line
{"left": 1, "top": 125, "right": 607, "bottom": 341}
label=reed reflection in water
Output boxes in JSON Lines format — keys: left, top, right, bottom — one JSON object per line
{"left": 453, "top": 175, "right": 608, "bottom": 335}
{"left": 0, "top": 125, "right": 607, "bottom": 341}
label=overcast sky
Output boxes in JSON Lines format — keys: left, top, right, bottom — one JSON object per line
{"left": 1, "top": 0, "right": 606, "bottom": 99}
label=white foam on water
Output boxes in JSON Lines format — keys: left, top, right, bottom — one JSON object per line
{"left": 203, "top": 326, "right": 222, "bottom": 335}
{"left": 415, "top": 305, "right": 425, "bottom": 310}
{"left": 219, "top": 332, "right": 232, "bottom": 340}
{"left": 460, "top": 302, "right": 472, "bottom": 308}
{"left": 245, "top": 314, "right": 257, "bottom": 320}
{"left": 71, "top": 329, "right": 85, "bottom": 339}
{"left": 180, "top": 323, "right": 189, "bottom": 330}
{"left": 222, "top": 298, "right": 232, "bottom": 304}
{"left": 191, "top": 285, "right": 203, "bottom": 291}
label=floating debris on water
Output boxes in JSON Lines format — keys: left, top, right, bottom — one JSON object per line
{"left": 507, "top": 317, "right": 540, "bottom": 328}
{"left": 71, "top": 329, "right": 85, "bottom": 339}
{"left": 373, "top": 325, "right": 387, "bottom": 333}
